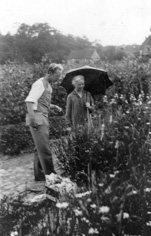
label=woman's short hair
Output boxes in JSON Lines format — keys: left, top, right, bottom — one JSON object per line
{"left": 48, "top": 63, "right": 63, "bottom": 74}
{"left": 72, "top": 75, "right": 85, "bottom": 86}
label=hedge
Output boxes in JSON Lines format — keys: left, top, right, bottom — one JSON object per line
{"left": 0, "top": 116, "right": 66, "bottom": 155}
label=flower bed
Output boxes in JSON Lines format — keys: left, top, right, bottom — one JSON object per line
{"left": 1, "top": 59, "right": 151, "bottom": 235}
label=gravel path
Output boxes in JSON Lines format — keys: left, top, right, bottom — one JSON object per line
{"left": 0, "top": 153, "right": 45, "bottom": 200}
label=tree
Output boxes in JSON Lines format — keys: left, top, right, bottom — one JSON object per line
{"left": 15, "top": 23, "right": 58, "bottom": 63}
{"left": 0, "top": 33, "right": 16, "bottom": 63}
{"left": 0, "top": 23, "right": 93, "bottom": 64}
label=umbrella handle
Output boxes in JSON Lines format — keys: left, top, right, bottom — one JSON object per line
{"left": 86, "top": 92, "right": 91, "bottom": 136}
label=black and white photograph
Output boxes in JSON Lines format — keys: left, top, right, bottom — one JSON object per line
{"left": 0, "top": 0, "right": 151, "bottom": 235}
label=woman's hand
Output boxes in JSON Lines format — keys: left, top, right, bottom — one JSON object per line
{"left": 86, "top": 102, "right": 95, "bottom": 113}
{"left": 86, "top": 102, "right": 91, "bottom": 109}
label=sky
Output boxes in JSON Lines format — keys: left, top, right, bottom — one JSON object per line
{"left": 0, "top": 0, "right": 151, "bottom": 46}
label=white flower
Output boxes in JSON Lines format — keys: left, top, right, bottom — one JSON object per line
{"left": 87, "top": 198, "right": 92, "bottom": 203}
{"left": 123, "top": 212, "right": 129, "bottom": 219}
{"left": 146, "top": 221, "right": 151, "bottom": 226}
{"left": 56, "top": 202, "right": 63, "bottom": 208}
{"left": 74, "top": 209, "right": 83, "bottom": 216}
{"left": 103, "top": 96, "right": 108, "bottom": 102}
{"left": 90, "top": 204, "right": 96, "bottom": 208}
{"left": 88, "top": 227, "right": 99, "bottom": 234}
{"left": 132, "top": 190, "right": 137, "bottom": 195}
{"left": 56, "top": 202, "right": 69, "bottom": 209}
{"left": 109, "top": 174, "right": 115, "bottom": 178}
{"left": 144, "top": 188, "right": 151, "bottom": 192}
{"left": 98, "top": 183, "right": 104, "bottom": 187}
{"left": 62, "top": 202, "right": 69, "bottom": 208}
{"left": 10, "top": 231, "right": 18, "bottom": 236}
{"left": 43, "top": 222, "right": 46, "bottom": 227}
{"left": 82, "top": 217, "right": 89, "bottom": 223}
{"left": 115, "top": 140, "right": 119, "bottom": 149}
{"left": 99, "top": 206, "right": 110, "bottom": 214}
{"left": 105, "top": 186, "right": 112, "bottom": 194}
{"left": 111, "top": 99, "right": 116, "bottom": 104}
{"left": 75, "top": 193, "right": 82, "bottom": 198}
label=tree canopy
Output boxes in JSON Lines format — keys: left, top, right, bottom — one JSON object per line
{"left": 0, "top": 23, "right": 131, "bottom": 64}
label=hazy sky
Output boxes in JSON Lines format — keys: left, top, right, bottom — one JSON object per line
{"left": 0, "top": 0, "right": 151, "bottom": 46}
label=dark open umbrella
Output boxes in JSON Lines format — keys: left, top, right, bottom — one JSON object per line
{"left": 60, "top": 66, "right": 113, "bottom": 95}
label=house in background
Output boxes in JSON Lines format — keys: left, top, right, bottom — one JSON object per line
{"left": 67, "top": 48, "right": 100, "bottom": 65}
{"left": 140, "top": 35, "right": 151, "bottom": 61}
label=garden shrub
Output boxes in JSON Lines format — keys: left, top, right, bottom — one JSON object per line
{"left": 0, "top": 124, "right": 34, "bottom": 155}
{"left": 0, "top": 195, "right": 48, "bottom": 236}
{"left": 49, "top": 116, "right": 67, "bottom": 139}
{"left": 57, "top": 93, "right": 151, "bottom": 181}
{"left": 0, "top": 58, "right": 151, "bottom": 155}
{"left": 0, "top": 163, "right": 151, "bottom": 236}
{"left": 0, "top": 116, "right": 66, "bottom": 155}
{"left": 0, "top": 63, "right": 33, "bottom": 125}
{"left": 1, "top": 59, "right": 151, "bottom": 235}
{"left": 0, "top": 58, "right": 67, "bottom": 126}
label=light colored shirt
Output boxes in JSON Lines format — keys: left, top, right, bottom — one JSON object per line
{"left": 25, "top": 77, "right": 52, "bottom": 110}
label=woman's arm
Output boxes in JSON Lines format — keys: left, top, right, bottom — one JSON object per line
{"left": 65, "top": 95, "right": 72, "bottom": 125}
{"left": 86, "top": 92, "right": 95, "bottom": 113}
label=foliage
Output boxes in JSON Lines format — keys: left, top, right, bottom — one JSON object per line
{"left": 0, "top": 23, "right": 92, "bottom": 64}
{"left": 0, "top": 63, "right": 33, "bottom": 125}
{"left": 0, "top": 124, "right": 34, "bottom": 155}
{"left": 0, "top": 58, "right": 151, "bottom": 156}
{"left": 0, "top": 59, "right": 151, "bottom": 235}
{"left": 0, "top": 158, "right": 151, "bottom": 236}
{"left": 0, "top": 58, "right": 67, "bottom": 126}
{"left": 0, "top": 195, "right": 48, "bottom": 236}
{"left": 0, "top": 23, "right": 141, "bottom": 64}
{"left": 56, "top": 92, "right": 151, "bottom": 182}
{"left": 0, "top": 117, "right": 67, "bottom": 155}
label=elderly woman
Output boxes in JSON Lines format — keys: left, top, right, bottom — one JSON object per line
{"left": 65, "top": 75, "right": 94, "bottom": 130}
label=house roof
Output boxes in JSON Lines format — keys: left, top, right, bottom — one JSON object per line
{"left": 142, "top": 45, "right": 151, "bottom": 55}
{"left": 67, "top": 48, "right": 98, "bottom": 60}
{"left": 142, "top": 35, "right": 151, "bottom": 48}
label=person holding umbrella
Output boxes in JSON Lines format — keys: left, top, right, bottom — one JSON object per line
{"left": 61, "top": 65, "right": 113, "bottom": 133}
{"left": 65, "top": 75, "right": 95, "bottom": 132}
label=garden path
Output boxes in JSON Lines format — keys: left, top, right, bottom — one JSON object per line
{"left": 0, "top": 153, "right": 45, "bottom": 200}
